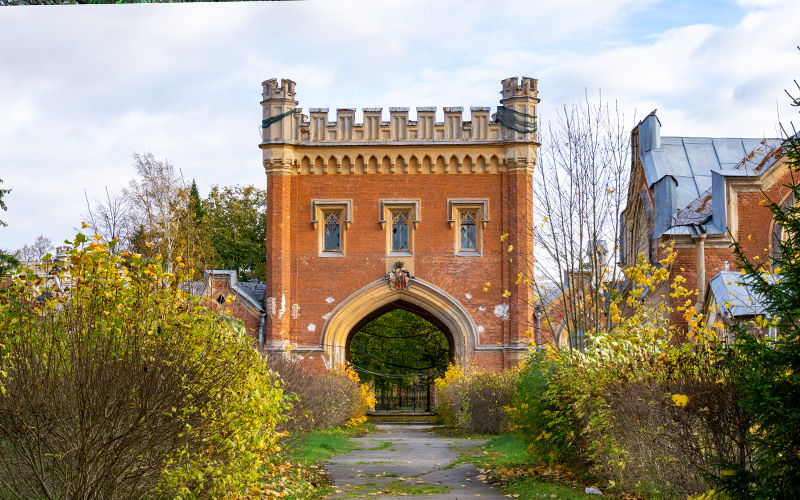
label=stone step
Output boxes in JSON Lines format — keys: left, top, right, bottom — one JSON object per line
{"left": 367, "top": 411, "right": 437, "bottom": 424}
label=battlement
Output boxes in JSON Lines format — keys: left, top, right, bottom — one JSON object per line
{"left": 260, "top": 77, "right": 539, "bottom": 147}
{"left": 262, "top": 78, "right": 296, "bottom": 101}
{"left": 501, "top": 77, "right": 538, "bottom": 99}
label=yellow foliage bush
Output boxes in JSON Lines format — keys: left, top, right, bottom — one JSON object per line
{"left": 0, "top": 235, "right": 289, "bottom": 500}
{"left": 436, "top": 363, "right": 517, "bottom": 434}
{"left": 341, "top": 364, "right": 376, "bottom": 428}
{"left": 514, "top": 245, "right": 747, "bottom": 497}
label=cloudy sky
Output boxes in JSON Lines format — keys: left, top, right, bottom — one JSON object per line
{"left": 1, "top": 0, "right": 799, "bottom": 251}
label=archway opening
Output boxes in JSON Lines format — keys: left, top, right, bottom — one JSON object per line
{"left": 346, "top": 300, "right": 454, "bottom": 412}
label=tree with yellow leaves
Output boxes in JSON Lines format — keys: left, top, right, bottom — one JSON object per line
{"left": 499, "top": 93, "right": 632, "bottom": 351}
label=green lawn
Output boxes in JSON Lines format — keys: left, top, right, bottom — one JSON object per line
{"left": 466, "top": 434, "right": 602, "bottom": 500}
{"left": 258, "top": 425, "right": 372, "bottom": 499}
{"left": 282, "top": 426, "right": 366, "bottom": 462}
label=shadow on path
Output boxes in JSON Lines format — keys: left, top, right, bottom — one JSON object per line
{"left": 324, "top": 424, "right": 509, "bottom": 499}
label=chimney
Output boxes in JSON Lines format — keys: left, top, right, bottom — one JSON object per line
{"left": 639, "top": 111, "right": 661, "bottom": 153}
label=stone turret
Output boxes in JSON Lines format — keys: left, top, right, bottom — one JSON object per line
{"left": 261, "top": 78, "right": 299, "bottom": 144}
{"left": 498, "top": 76, "right": 539, "bottom": 170}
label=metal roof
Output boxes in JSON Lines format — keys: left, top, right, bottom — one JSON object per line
{"left": 635, "top": 112, "right": 782, "bottom": 239}
{"left": 534, "top": 281, "right": 562, "bottom": 308}
{"left": 643, "top": 136, "right": 781, "bottom": 211}
{"left": 179, "top": 281, "right": 206, "bottom": 296}
{"left": 238, "top": 281, "right": 267, "bottom": 305}
{"left": 708, "top": 270, "right": 775, "bottom": 318}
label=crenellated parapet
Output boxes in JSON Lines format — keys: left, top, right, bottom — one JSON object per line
{"left": 260, "top": 77, "right": 539, "bottom": 175}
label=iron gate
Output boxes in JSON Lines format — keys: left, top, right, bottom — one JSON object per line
{"left": 373, "top": 378, "right": 433, "bottom": 412}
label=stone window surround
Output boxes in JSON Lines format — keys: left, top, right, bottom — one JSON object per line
{"left": 379, "top": 200, "right": 420, "bottom": 258}
{"left": 311, "top": 200, "right": 352, "bottom": 257}
{"left": 448, "top": 199, "right": 489, "bottom": 257}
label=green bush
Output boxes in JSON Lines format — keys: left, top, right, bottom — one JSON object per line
{"left": 0, "top": 236, "right": 289, "bottom": 500}
{"left": 513, "top": 248, "right": 749, "bottom": 497}
{"left": 512, "top": 350, "right": 579, "bottom": 464}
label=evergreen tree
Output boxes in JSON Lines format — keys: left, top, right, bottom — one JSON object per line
{"left": 188, "top": 179, "right": 205, "bottom": 223}
{"left": 715, "top": 83, "right": 800, "bottom": 499}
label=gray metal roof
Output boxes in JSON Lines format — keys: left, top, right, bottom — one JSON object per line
{"left": 635, "top": 113, "right": 783, "bottom": 239}
{"left": 535, "top": 281, "right": 562, "bottom": 308}
{"left": 671, "top": 187, "right": 712, "bottom": 227}
{"left": 238, "top": 281, "right": 267, "bottom": 306}
{"left": 643, "top": 136, "right": 781, "bottom": 211}
{"left": 708, "top": 270, "right": 774, "bottom": 318}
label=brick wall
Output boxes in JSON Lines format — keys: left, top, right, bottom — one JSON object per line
{"left": 663, "top": 161, "right": 792, "bottom": 328}
{"left": 264, "top": 170, "right": 534, "bottom": 371}
{"left": 205, "top": 275, "right": 262, "bottom": 340}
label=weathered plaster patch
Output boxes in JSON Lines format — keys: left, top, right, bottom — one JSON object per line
{"left": 307, "top": 323, "right": 316, "bottom": 332}
{"left": 494, "top": 304, "right": 510, "bottom": 320}
{"left": 478, "top": 306, "right": 486, "bottom": 312}
{"left": 278, "top": 294, "right": 286, "bottom": 319}
{"left": 326, "top": 297, "right": 335, "bottom": 303}
{"left": 477, "top": 325, "right": 485, "bottom": 333}
{"left": 465, "top": 293, "right": 472, "bottom": 300}
{"left": 322, "top": 313, "right": 331, "bottom": 320}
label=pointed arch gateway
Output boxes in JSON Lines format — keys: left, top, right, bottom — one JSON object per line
{"left": 321, "top": 277, "right": 478, "bottom": 368}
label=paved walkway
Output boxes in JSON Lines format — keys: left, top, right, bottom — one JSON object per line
{"left": 323, "top": 424, "right": 509, "bottom": 500}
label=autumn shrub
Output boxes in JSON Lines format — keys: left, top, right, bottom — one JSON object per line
{"left": 0, "top": 235, "right": 289, "bottom": 500}
{"left": 264, "top": 352, "right": 374, "bottom": 431}
{"left": 514, "top": 247, "right": 749, "bottom": 497}
{"left": 512, "top": 349, "right": 579, "bottom": 465}
{"left": 603, "top": 374, "right": 749, "bottom": 496}
{"left": 464, "top": 370, "right": 517, "bottom": 434}
{"left": 434, "top": 363, "right": 470, "bottom": 428}
{"left": 435, "top": 364, "right": 516, "bottom": 434}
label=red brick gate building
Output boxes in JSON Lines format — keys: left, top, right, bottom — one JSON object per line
{"left": 257, "top": 77, "right": 539, "bottom": 371}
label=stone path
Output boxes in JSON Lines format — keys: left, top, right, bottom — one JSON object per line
{"left": 323, "top": 424, "right": 509, "bottom": 500}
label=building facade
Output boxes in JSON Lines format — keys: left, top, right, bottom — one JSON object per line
{"left": 620, "top": 112, "right": 789, "bottom": 328}
{"left": 259, "top": 77, "right": 540, "bottom": 371}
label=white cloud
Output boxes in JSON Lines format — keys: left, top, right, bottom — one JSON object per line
{"left": 1, "top": 0, "right": 798, "bottom": 249}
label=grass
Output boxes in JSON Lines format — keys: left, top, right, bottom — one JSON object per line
{"left": 257, "top": 425, "right": 373, "bottom": 500}
{"left": 466, "top": 434, "right": 601, "bottom": 500}
{"left": 366, "top": 440, "right": 394, "bottom": 451}
{"left": 283, "top": 425, "right": 368, "bottom": 463}
{"left": 330, "top": 480, "right": 452, "bottom": 498}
